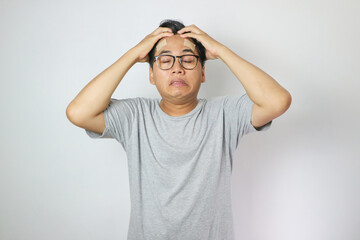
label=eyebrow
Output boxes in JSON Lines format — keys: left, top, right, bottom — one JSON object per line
{"left": 158, "top": 49, "right": 195, "bottom": 55}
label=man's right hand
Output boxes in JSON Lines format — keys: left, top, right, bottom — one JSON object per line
{"left": 66, "top": 27, "right": 174, "bottom": 134}
{"left": 132, "top": 27, "right": 174, "bottom": 63}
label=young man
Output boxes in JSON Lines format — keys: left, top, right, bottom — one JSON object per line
{"left": 66, "top": 19, "right": 291, "bottom": 240}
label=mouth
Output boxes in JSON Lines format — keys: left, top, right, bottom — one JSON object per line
{"left": 170, "top": 78, "right": 188, "bottom": 86}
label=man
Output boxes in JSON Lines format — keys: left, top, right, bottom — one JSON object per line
{"left": 66, "top": 19, "right": 291, "bottom": 240}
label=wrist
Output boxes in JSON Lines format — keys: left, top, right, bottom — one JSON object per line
{"left": 126, "top": 47, "right": 142, "bottom": 64}
{"left": 217, "top": 45, "right": 230, "bottom": 61}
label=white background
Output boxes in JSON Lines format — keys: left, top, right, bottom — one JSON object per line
{"left": 1, "top": 0, "right": 359, "bottom": 239}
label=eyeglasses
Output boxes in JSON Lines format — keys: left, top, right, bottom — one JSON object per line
{"left": 154, "top": 54, "right": 200, "bottom": 70}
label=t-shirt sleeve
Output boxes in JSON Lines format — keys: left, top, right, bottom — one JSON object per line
{"left": 84, "top": 98, "right": 138, "bottom": 148}
{"left": 223, "top": 93, "right": 272, "bottom": 148}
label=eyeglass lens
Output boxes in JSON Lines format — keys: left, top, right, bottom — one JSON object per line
{"left": 157, "top": 55, "right": 197, "bottom": 70}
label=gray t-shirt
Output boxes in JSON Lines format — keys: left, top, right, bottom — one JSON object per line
{"left": 85, "top": 93, "right": 272, "bottom": 240}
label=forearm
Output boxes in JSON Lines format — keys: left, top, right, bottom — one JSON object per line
{"left": 218, "top": 45, "right": 291, "bottom": 110}
{"left": 66, "top": 47, "right": 138, "bottom": 123}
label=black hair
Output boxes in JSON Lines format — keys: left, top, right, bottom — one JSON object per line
{"left": 148, "top": 19, "right": 206, "bottom": 69}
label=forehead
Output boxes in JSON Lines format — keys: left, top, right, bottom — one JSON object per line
{"left": 155, "top": 35, "right": 197, "bottom": 55}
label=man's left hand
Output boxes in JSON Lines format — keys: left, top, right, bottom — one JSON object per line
{"left": 177, "top": 25, "right": 224, "bottom": 60}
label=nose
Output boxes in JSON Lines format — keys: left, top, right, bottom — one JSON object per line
{"left": 171, "top": 57, "right": 184, "bottom": 74}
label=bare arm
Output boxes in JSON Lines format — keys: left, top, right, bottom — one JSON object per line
{"left": 217, "top": 46, "right": 291, "bottom": 111}
{"left": 66, "top": 27, "right": 175, "bottom": 133}
{"left": 217, "top": 46, "right": 292, "bottom": 127}
{"left": 66, "top": 48, "right": 138, "bottom": 124}
{"left": 177, "top": 25, "right": 292, "bottom": 129}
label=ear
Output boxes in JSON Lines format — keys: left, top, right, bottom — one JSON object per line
{"left": 149, "top": 66, "right": 155, "bottom": 85}
{"left": 201, "top": 65, "right": 205, "bottom": 83}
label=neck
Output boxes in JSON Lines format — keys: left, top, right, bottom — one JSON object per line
{"left": 159, "top": 98, "right": 199, "bottom": 117}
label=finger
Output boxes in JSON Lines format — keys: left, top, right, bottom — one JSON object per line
{"left": 159, "top": 27, "right": 174, "bottom": 33}
{"left": 178, "top": 32, "right": 197, "bottom": 39}
{"left": 177, "top": 25, "right": 200, "bottom": 34}
{"left": 155, "top": 32, "right": 174, "bottom": 41}
{"left": 179, "top": 25, "right": 197, "bottom": 31}
{"left": 177, "top": 27, "right": 193, "bottom": 34}
{"left": 153, "top": 27, "right": 173, "bottom": 35}
{"left": 160, "top": 32, "right": 174, "bottom": 37}
{"left": 153, "top": 29, "right": 173, "bottom": 38}
{"left": 160, "top": 30, "right": 174, "bottom": 35}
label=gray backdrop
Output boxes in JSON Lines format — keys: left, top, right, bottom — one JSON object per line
{"left": 1, "top": 0, "right": 359, "bottom": 239}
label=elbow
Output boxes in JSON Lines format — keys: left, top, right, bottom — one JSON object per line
{"left": 66, "top": 105, "right": 76, "bottom": 123}
{"left": 277, "top": 91, "right": 292, "bottom": 113}
{"left": 66, "top": 105, "right": 82, "bottom": 125}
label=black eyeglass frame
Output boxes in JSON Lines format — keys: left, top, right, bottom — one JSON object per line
{"left": 153, "top": 54, "right": 200, "bottom": 70}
